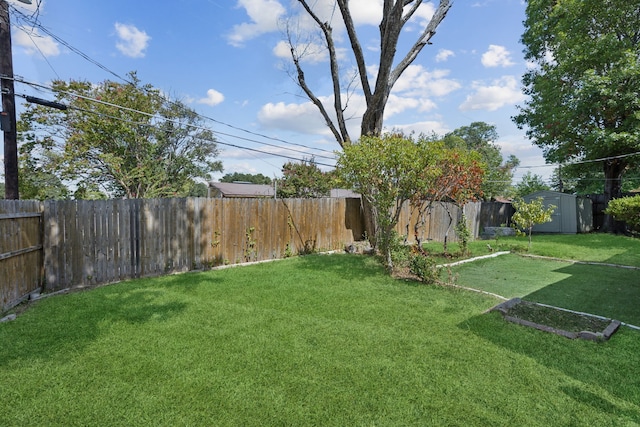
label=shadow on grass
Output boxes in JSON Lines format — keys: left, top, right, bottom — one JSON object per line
{"left": 0, "top": 282, "right": 188, "bottom": 367}
{"left": 461, "top": 312, "right": 640, "bottom": 420}
{"left": 523, "top": 262, "right": 640, "bottom": 326}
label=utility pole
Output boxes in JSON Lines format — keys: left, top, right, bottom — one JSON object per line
{"left": 0, "top": 0, "right": 30, "bottom": 199}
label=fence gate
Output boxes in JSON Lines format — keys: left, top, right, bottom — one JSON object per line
{"left": 0, "top": 201, "right": 44, "bottom": 312}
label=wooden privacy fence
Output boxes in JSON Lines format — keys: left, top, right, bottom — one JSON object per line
{"left": 43, "top": 197, "right": 364, "bottom": 291}
{"left": 0, "top": 197, "right": 514, "bottom": 304}
{"left": 0, "top": 200, "right": 44, "bottom": 312}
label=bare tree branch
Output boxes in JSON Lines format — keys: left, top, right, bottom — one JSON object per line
{"left": 295, "top": 0, "right": 351, "bottom": 146}
{"left": 337, "top": 0, "right": 372, "bottom": 102}
{"left": 390, "top": 0, "right": 452, "bottom": 87}
{"left": 290, "top": 42, "right": 344, "bottom": 146}
{"left": 289, "top": 0, "right": 451, "bottom": 141}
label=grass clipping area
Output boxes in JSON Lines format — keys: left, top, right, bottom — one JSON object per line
{"left": 492, "top": 298, "right": 621, "bottom": 341}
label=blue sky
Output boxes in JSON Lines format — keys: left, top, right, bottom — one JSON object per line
{"left": 6, "top": 0, "right": 555, "bottom": 184}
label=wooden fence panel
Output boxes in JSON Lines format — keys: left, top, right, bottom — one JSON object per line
{"left": 1, "top": 201, "right": 43, "bottom": 311}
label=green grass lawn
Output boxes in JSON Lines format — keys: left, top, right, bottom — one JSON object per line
{"left": 2, "top": 249, "right": 640, "bottom": 426}
{"left": 427, "top": 233, "right": 640, "bottom": 267}
{"left": 443, "top": 234, "right": 640, "bottom": 326}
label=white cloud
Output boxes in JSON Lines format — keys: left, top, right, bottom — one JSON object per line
{"left": 258, "top": 100, "right": 331, "bottom": 135}
{"left": 435, "top": 49, "right": 454, "bottom": 62}
{"left": 114, "top": 23, "right": 150, "bottom": 58}
{"left": 14, "top": 28, "right": 60, "bottom": 57}
{"left": 385, "top": 94, "right": 437, "bottom": 117}
{"left": 388, "top": 120, "right": 450, "bottom": 137}
{"left": 228, "top": 0, "right": 286, "bottom": 47}
{"left": 481, "top": 44, "right": 515, "bottom": 68}
{"left": 258, "top": 93, "right": 366, "bottom": 139}
{"left": 349, "top": 0, "right": 383, "bottom": 25}
{"left": 459, "top": 75, "right": 526, "bottom": 112}
{"left": 393, "top": 65, "right": 461, "bottom": 98}
{"left": 197, "top": 89, "right": 225, "bottom": 106}
{"left": 412, "top": 2, "right": 437, "bottom": 24}
{"left": 222, "top": 162, "right": 259, "bottom": 174}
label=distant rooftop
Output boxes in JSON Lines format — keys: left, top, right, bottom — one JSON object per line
{"left": 208, "top": 182, "right": 361, "bottom": 199}
{"left": 208, "top": 182, "right": 274, "bottom": 198}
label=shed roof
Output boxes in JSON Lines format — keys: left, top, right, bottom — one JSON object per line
{"left": 209, "top": 182, "right": 274, "bottom": 198}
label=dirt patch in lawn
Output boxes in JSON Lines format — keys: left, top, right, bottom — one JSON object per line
{"left": 491, "top": 298, "right": 621, "bottom": 341}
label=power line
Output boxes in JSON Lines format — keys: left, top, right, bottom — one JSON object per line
{"left": 11, "top": 76, "right": 337, "bottom": 162}
{"left": 13, "top": 90, "right": 337, "bottom": 168}
{"left": 9, "top": 8, "right": 338, "bottom": 158}
{"left": 9, "top": 3, "right": 132, "bottom": 84}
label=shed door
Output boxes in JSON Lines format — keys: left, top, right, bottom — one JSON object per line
{"left": 532, "top": 195, "right": 562, "bottom": 233}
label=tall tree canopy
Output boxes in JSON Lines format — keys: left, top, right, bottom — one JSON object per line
{"left": 220, "top": 172, "right": 272, "bottom": 185}
{"left": 288, "top": 0, "right": 451, "bottom": 146}
{"left": 443, "top": 122, "right": 519, "bottom": 200}
{"left": 513, "top": 0, "right": 640, "bottom": 231}
{"left": 18, "top": 73, "right": 222, "bottom": 199}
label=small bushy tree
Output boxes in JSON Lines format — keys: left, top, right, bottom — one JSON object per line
{"left": 338, "top": 133, "right": 484, "bottom": 271}
{"left": 511, "top": 197, "right": 556, "bottom": 248}
{"left": 604, "top": 195, "right": 640, "bottom": 232}
{"left": 276, "top": 158, "right": 333, "bottom": 198}
{"left": 338, "top": 134, "right": 430, "bottom": 270}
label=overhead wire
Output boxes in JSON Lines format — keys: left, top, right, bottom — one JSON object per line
{"left": 9, "top": 4, "right": 133, "bottom": 84}
{"left": 9, "top": 6, "right": 338, "bottom": 159}
{"left": 12, "top": 87, "right": 337, "bottom": 168}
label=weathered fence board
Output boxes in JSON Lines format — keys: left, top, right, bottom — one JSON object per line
{"left": 0, "top": 200, "right": 43, "bottom": 311}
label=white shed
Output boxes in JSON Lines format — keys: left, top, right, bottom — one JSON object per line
{"left": 523, "top": 190, "right": 593, "bottom": 234}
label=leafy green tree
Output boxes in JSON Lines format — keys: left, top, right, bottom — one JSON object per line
{"left": 73, "top": 184, "right": 107, "bottom": 200}
{"left": 276, "top": 158, "right": 332, "bottom": 198}
{"left": 604, "top": 195, "right": 640, "bottom": 231}
{"left": 513, "top": 171, "right": 550, "bottom": 198}
{"left": 188, "top": 181, "right": 209, "bottom": 197}
{"left": 18, "top": 154, "right": 69, "bottom": 200}
{"left": 18, "top": 73, "right": 222, "bottom": 199}
{"left": 550, "top": 163, "right": 640, "bottom": 195}
{"left": 511, "top": 197, "right": 556, "bottom": 249}
{"left": 549, "top": 164, "right": 601, "bottom": 195}
{"left": 444, "top": 122, "right": 519, "bottom": 200}
{"left": 514, "top": 0, "right": 640, "bottom": 231}
{"left": 220, "top": 172, "right": 272, "bottom": 185}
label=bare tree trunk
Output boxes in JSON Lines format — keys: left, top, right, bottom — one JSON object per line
{"left": 291, "top": 0, "right": 452, "bottom": 245}
{"left": 360, "top": 197, "right": 378, "bottom": 246}
{"left": 442, "top": 202, "right": 454, "bottom": 253}
{"left": 602, "top": 159, "right": 626, "bottom": 233}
